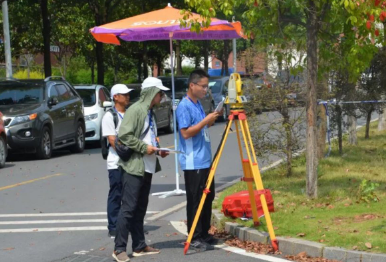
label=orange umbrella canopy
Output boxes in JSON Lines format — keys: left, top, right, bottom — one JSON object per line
{"left": 90, "top": 5, "right": 245, "bottom": 44}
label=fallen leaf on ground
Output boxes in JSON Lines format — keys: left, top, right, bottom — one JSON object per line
{"left": 99, "top": 247, "right": 105, "bottom": 251}
{"left": 365, "top": 242, "right": 372, "bottom": 249}
{"left": 297, "top": 251, "right": 307, "bottom": 257}
{"left": 296, "top": 233, "right": 306, "bottom": 237}
{"left": 3, "top": 247, "right": 14, "bottom": 251}
{"left": 352, "top": 246, "right": 358, "bottom": 250}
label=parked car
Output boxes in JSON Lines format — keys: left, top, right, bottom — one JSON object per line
{"left": 157, "top": 76, "right": 215, "bottom": 115}
{"left": 126, "top": 83, "right": 174, "bottom": 133}
{"left": 209, "top": 76, "right": 230, "bottom": 121}
{"left": 0, "top": 111, "right": 7, "bottom": 168}
{"left": 74, "top": 85, "right": 112, "bottom": 144}
{"left": 0, "top": 77, "right": 85, "bottom": 159}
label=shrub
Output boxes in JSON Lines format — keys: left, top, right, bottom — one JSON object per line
{"left": 13, "top": 69, "right": 44, "bottom": 79}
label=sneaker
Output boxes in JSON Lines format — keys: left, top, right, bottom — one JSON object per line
{"left": 190, "top": 239, "right": 214, "bottom": 252}
{"left": 108, "top": 230, "right": 116, "bottom": 239}
{"left": 202, "top": 234, "right": 219, "bottom": 245}
{"left": 133, "top": 246, "right": 160, "bottom": 257}
{"left": 112, "top": 250, "right": 130, "bottom": 262}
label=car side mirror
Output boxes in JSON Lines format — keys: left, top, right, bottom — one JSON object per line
{"left": 103, "top": 101, "right": 113, "bottom": 108}
{"left": 48, "top": 97, "right": 59, "bottom": 107}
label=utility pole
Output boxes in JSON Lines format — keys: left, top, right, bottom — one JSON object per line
{"left": 2, "top": 0, "right": 12, "bottom": 78}
{"left": 232, "top": 16, "right": 237, "bottom": 73}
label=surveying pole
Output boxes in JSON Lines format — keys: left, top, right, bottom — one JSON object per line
{"left": 183, "top": 73, "right": 278, "bottom": 254}
{"left": 2, "top": 0, "right": 13, "bottom": 78}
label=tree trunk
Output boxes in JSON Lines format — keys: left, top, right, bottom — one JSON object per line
{"left": 91, "top": 61, "right": 95, "bottom": 84}
{"left": 96, "top": 42, "right": 104, "bottom": 85}
{"left": 378, "top": 109, "right": 386, "bottom": 131}
{"left": 224, "top": 40, "right": 229, "bottom": 75}
{"left": 305, "top": 1, "right": 318, "bottom": 199}
{"left": 282, "top": 106, "right": 292, "bottom": 177}
{"left": 176, "top": 40, "right": 183, "bottom": 76}
{"left": 365, "top": 110, "right": 372, "bottom": 139}
{"left": 137, "top": 57, "right": 142, "bottom": 82}
{"left": 204, "top": 41, "right": 209, "bottom": 71}
{"left": 336, "top": 104, "right": 343, "bottom": 154}
{"left": 143, "top": 42, "right": 148, "bottom": 79}
{"left": 157, "top": 57, "right": 162, "bottom": 76}
{"left": 40, "top": 0, "right": 52, "bottom": 77}
{"left": 348, "top": 114, "right": 357, "bottom": 145}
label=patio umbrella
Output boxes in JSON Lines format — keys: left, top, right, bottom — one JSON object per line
{"left": 90, "top": 3, "right": 245, "bottom": 198}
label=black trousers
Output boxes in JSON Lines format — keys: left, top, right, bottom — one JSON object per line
{"left": 107, "top": 169, "right": 122, "bottom": 231}
{"left": 184, "top": 168, "right": 215, "bottom": 241}
{"left": 114, "top": 169, "right": 152, "bottom": 252}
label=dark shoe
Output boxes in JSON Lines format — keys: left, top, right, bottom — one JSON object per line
{"left": 112, "top": 250, "right": 130, "bottom": 262}
{"left": 190, "top": 239, "right": 214, "bottom": 252}
{"left": 108, "top": 230, "right": 116, "bottom": 239}
{"left": 202, "top": 234, "right": 219, "bottom": 245}
{"left": 133, "top": 246, "right": 160, "bottom": 257}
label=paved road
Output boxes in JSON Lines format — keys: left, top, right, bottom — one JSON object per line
{"left": 0, "top": 109, "right": 378, "bottom": 262}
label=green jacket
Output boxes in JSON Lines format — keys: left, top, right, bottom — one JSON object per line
{"left": 118, "top": 86, "right": 161, "bottom": 176}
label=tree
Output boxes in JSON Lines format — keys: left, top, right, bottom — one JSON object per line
{"left": 40, "top": 0, "right": 51, "bottom": 77}
{"left": 183, "top": 0, "right": 381, "bottom": 198}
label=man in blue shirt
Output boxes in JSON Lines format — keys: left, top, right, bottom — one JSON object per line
{"left": 176, "top": 69, "right": 220, "bottom": 251}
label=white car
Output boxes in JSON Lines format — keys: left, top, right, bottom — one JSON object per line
{"left": 74, "top": 85, "right": 112, "bottom": 144}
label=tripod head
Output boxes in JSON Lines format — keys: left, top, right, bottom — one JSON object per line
{"left": 224, "top": 73, "right": 247, "bottom": 112}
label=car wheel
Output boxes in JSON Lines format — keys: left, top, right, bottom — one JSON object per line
{"left": 70, "top": 122, "right": 85, "bottom": 153}
{"left": 37, "top": 126, "right": 52, "bottom": 159}
{"left": 164, "top": 111, "right": 174, "bottom": 134}
{"left": 0, "top": 136, "right": 6, "bottom": 168}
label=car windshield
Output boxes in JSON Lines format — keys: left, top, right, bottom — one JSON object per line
{"left": 209, "top": 80, "right": 222, "bottom": 94}
{"left": 160, "top": 78, "right": 188, "bottom": 96}
{"left": 76, "top": 89, "right": 96, "bottom": 107}
{"left": 0, "top": 82, "right": 44, "bottom": 105}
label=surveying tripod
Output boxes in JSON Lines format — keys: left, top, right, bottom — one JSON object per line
{"left": 183, "top": 73, "right": 278, "bottom": 254}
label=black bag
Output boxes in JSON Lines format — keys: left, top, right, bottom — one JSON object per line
{"left": 101, "top": 108, "right": 118, "bottom": 160}
{"left": 115, "top": 124, "right": 150, "bottom": 162}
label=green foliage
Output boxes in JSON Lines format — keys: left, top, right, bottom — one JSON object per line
{"left": 357, "top": 179, "right": 380, "bottom": 203}
{"left": 13, "top": 70, "right": 44, "bottom": 79}
{"left": 182, "top": 66, "right": 196, "bottom": 75}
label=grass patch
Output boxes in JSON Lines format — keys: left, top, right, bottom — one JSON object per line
{"left": 215, "top": 121, "right": 386, "bottom": 253}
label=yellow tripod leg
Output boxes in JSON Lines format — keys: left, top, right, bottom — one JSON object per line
{"left": 241, "top": 159, "right": 260, "bottom": 226}
{"left": 239, "top": 116, "right": 278, "bottom": 251}
{"left": 234, "top": 120, "right": 259, "bottom": 226}
{"left": 184, "top": 119, "right": 233, "bottom": 254}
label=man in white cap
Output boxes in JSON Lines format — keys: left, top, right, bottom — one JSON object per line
{"left": 112, "top": 77, "right": 170, "bottom": 262}
{"left": 102, "top": 84, "right": 133, "bottom": 239}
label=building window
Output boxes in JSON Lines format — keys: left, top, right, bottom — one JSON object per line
{"left": 215, "top": 61, "right": 221, "bottom": 68}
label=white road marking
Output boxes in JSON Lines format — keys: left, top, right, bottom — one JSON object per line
{"left": 0, "top": 219, "right": 108, "bottom": 225}
{"left": 170, "top": 221, "right": 290, "bottom": 262}
{"left": 0, "top": 226, "right": 107, "bottom": 233}
{"left": 0, "top": 211, "right": 158, "bottom": 218}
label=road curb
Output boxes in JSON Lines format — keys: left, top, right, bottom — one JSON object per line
{"left": 211, "top": 210, "right": 386, "bottom": 261}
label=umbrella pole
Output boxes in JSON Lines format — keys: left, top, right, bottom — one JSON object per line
{"left": 152, "top": 35, "right": 186, "bottom": 198}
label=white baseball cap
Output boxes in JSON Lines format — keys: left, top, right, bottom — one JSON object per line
{"left": 110, "top": 84, "right": 133, "bottom": 99}
{"left": 141, "top": 77, "right": 170, "bottom": 91}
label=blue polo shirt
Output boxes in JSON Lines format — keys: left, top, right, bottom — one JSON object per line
{"left": 176, "top": 97, "right": 212, "bottom": 170}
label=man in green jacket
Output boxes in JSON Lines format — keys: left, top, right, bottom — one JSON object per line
{"left": 112, "top": 77, "right": 170, "bottom": 262}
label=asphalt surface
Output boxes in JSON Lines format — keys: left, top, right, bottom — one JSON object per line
{"left": 0, "top": 109, "right": 376, "bottom": 262}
